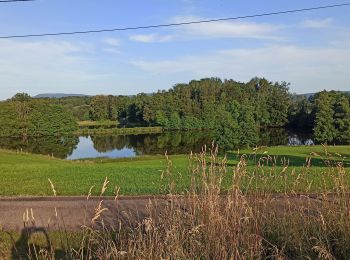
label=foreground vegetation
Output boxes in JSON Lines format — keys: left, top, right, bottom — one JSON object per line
{"left": 1, "top": 146, "right": 350, "bottom": 259}
{"left": 0, "top": 145, "right": 349, "bottom": 196}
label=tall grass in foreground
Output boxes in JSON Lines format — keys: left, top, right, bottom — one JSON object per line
{"left": 7, "top": 145, "right": 350, "bottom": 259}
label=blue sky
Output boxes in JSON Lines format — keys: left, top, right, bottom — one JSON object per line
{"left": 0, "top": 0, "right": 349, "bottom": 99}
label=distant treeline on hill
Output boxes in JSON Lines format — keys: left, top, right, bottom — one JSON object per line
{"left": 0, "top": 78, "right": 349, "bottom": 148}
{"left": 33, "top": 93, "right": 87, "bottom": 99}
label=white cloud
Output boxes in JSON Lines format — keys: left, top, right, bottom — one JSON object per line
{"left": 329, "top": 31, "right": 350, "bottom": 47}
{"left": 129, "top": 34, "right": 174, "bottom": 43}
{"left": 102, "top": 38, "right": 120, "bottom": 54}
{"left": 103, "top": 48, "right": 120, "bottom": 54}
{"left": 301, "top": 18, "right": 333, "bottom": 29}
{"left": 0, "top": 39, "right": 107, "bottom": 99}
{"left": 171, "top": 15, "right": 283, "bottom": 40}
{"left": 131, "top": 44, "right": 350, "bottom": 93}
{"left": 103, "top": 37, "right": 120, "bottom": 47}
{"left": 129, "top": 16, "right": 283, "bottom": 43}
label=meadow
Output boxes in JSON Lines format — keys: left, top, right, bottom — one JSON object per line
{"left": 0, "top": 145, "right": 349, "bottom": 196}
{"left": 0, "top": 145, "right": 350, "bottom": 259}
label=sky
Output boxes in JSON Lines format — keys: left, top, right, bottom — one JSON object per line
{"left": 0, "top": 0, "right": 350, "bottom": 99}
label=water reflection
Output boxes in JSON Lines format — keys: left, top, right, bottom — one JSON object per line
{"left": 87, "top": 131, "right": 214, "bottom": 159}
{"left": 258, "top": 128, "right": 314, "bottom": 147}
{"left": 0, "top": 136, "right": 79, "bottom": 159}
{"left": 67, "top": 136, "right": 135, "bottom": 160}
{"left": 0, "top": 129, "right": 315, "bottom": 160}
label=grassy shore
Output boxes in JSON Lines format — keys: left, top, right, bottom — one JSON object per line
{"left": 74, "top": 126, "right": 163, "bottom": 136}
{"left": 0, "top": 145, "right": 349, "bottom": 196}
{"left": 78, "top": 120, "right": 117, "bottom": 127}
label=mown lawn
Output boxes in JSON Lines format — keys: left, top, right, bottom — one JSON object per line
{"left": 0, "top": 145, "right": 349, "bottom": 196}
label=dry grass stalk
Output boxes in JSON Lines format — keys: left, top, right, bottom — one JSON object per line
{"left": 15, "top": 145, "right": 350, "bottom": 259}
{"left": 47, "top": 178, "right": 56, "bottom": 196}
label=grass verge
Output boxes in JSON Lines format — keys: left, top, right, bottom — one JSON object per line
{"left": 74, "top": 126, "right": 163, "bottom": 136}
{"left": 0, "top": 145, "right": 349, "bottom": 196}
{"left": 1, "top": 145, "right": 350, "bottom": 259}
{"left": 78, "top": 120, "right": 117, "bottom": 127}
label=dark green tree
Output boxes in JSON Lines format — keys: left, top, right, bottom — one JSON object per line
{"left": 155, "top": 110, "right": 169, "bottom": 128}
{"left": 333, "top": 95, "right": 350, "bottom": 143}
{"left": 182, "top": 116, "right": 202, "bottom": 130}
{"left": 313, "top": 92, "right": 336, "bottom": 143}
{"left": 10, "top": 92, "right": 32, "bottom": 102}
{"left": 168, "top": 112, "right": 181, "bottom": 129}
{"left": 89, "top": 95, "right": 109, "bottom": 121}
{"left": 266, "top": 82, "right": 291, "bottom": 127}
{"left": 238, "top": 104, "right": 259, "bottom": 147}
{"left": 0, "top": 99, "right": 77, "bottom": 137}
{"left": 214, "top": 106, "right": 240, "bottom": 151}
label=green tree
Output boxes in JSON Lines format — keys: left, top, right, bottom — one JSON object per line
{"left": 314, "top": 92, "right": 336, "bottom": 143}
{"left": 333, "top": 95, "right": 350, "bottom": 143}
{"left": 72, "top": 105, "right": 90, "bottom": 121}
{"left": 155, "top": 110, "right": 169, "bottom": 128}
{"left": 168, "top": 112, "right": 181, "bottom": 129}
{"left": 201, "top": 102, "right": 218, "bottom": 129}
{"left": 182, "top": 116, "right": 202, "bottom": 130}
{"left": 238, "top": 105, "right": 259, "bottom": 147}
{"left": 0, "top": 99, "right": 77, "bottom": 137}
{"left": 0, "top": 102, "right": 24, "bottom": 137}
{"left": 266, "top": 82, "right": 291, "bottom": 127}
{"left": 214, "top": 107, "right": 240, "bottom": 151}
{"left": 29, "top": 102, "right": 78, "bottom": 136}
{"left": 6, "top": 93, "right": 33, "bottom": 137}
{"left": 10, "top": 92, "right": 32, "bottom": 102}
{"left": 89, "top": 95, "right": 109, "bottom": 121}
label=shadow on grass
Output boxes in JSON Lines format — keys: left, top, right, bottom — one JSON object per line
{"left": 10, "top": 227, "right": 66, "bottom": 259}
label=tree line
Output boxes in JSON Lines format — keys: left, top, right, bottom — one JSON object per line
{"left": 0, "top": 93, "right": 77, "bottom": 137}
{"left": 63, "top": 77, "right": 349, "bottom": 147}
{"left": 73, "top": 78, "right": 291, "bottom": 129}
{"left": 0, "top": 78, "right": 349, "bottom": 148}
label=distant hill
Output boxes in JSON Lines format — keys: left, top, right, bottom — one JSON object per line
{"left": 29, "top": 91, "right": 350, "bottom": 100}
{"left": 34, "top": 93, "right": 88, "bottom": 98}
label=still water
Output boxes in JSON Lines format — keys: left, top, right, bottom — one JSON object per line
{"left": 0, "top": 129, "right": 314, "bottom": 160}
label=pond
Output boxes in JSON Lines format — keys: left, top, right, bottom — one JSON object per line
{"left": 0, "top": 129, "right": 314, "bottom": 160}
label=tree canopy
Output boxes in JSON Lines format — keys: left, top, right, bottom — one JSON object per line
{"left": 0, "top": 95, "right": 77, "bottom": 137}
{"left": 2, "top": 78, "right": 349, "bottom": 149}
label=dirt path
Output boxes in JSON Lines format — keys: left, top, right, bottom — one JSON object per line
{"left": 0, "top": 194, "right": 336, "bottom": 231}
{"left": 0, "top": 196, "right": 167, "bottom": 231}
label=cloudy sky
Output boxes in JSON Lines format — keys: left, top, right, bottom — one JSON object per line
{"left": 0, "top": 0, "right": 349, "bottom": 99}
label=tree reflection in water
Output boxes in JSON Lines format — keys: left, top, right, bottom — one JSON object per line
{"left": 0, "top": 136, "right": 79, "bottom": 159}
{"left": 0, "top": 129, "right": 314, "bottom": 159}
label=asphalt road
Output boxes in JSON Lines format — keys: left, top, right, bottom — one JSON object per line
{"left": 0, "top": 196, "right": 168, "bottom": 231}
{"left": 0, "top": 194, "right": 332, "bottom": 231}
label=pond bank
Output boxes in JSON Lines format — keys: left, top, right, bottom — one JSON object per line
{"left": 75, "top": 126, "right": 163, "bottom": 135}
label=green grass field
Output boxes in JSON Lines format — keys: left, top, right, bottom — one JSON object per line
{"left": 0, "top": 145, "right": 349, "bottom": 196}
{"left": 0, "top": 146, "right": 350, "bottom": 259}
